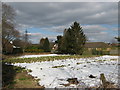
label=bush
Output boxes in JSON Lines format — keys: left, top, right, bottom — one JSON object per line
{"left": 24, "top": 45, "right": 44, "bottom": 53}
{"left": 26, "top": 46, "right": 39, "bottom": 49}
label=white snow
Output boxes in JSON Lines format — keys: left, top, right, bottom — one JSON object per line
{"left": 12, "top": 55, "right": 119, "bottom": 88}
{"left": 19, "top": 54, "right": 65, "bottom": 58}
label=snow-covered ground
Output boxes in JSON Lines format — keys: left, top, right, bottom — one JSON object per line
{"left": 19, "top": 54, "right": 66, "bottom": 58}
{"left": 12, "top": 55, "right": 119, "bottom": 88}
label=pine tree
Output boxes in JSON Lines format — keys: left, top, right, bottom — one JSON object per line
{"left": 58, "top": 21, "right": 86, "bottom": 55}
{"left": 71, "top": 21, "right": 86, "bottom": 54}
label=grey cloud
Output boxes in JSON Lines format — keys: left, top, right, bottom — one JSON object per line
{"left": 5, "top": 2, "right": 118, "bottom": 43}
{"left": 86, "top": 32, "right": 113, "bottom": 42}
{"left": 82, "top": 25, "right": 117, "bottom": 42}
{"left": 29, "top": 33, "right": 56, "bottom": 44}
{"left": 83, "top": 25, "right": 108, "bottom": 33}
{"left": 7, "top": 2, "right": 118, "bottom": 27}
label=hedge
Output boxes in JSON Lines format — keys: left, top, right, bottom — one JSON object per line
{"left": 25, "top": 49, "right": 44, "bottom": 53}
{"left": 92, "top": 49, "right": 110, "bottom": 55}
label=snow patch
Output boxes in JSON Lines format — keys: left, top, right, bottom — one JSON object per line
{"left": 19, "top": 54, "right": 63, "bottom": 58}
{"left": 12, "top": 55, "right": 118, "bottom": 88}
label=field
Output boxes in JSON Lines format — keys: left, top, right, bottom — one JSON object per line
{"left": 3, "top": 54, "right": 119, "bottom": 88}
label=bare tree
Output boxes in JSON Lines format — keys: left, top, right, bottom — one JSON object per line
{"left": 2, "top": 3, "right": 20, "bottom": 53}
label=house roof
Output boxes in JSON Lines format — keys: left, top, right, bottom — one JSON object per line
{"left": 85, "top": 42, "right": 110, "bottom": 48}
{"left": 111, "top": 43, "right": 119, "bottom": 47}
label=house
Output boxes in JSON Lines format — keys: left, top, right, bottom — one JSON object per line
{"left": 52, "top": 44, "right": 58, "bottom": 50}
{"left": 51, "top": 43, "right": 58, "bottom": 53}
{"left": 85, "top": 42, "right": 111, "bottom": 51}
{"left": 2, "top": 39, "right": 13, "bottom": 54}
{"left": 10, "top": 41, "right": 23, "bottom": 54}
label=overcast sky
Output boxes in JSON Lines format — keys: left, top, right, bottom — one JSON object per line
{"left": 7, "top": 2, "right": 118, "bottom": 44}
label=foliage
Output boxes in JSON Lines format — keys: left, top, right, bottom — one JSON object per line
{"left": 39, "top": 37, "right": 51, "bottom": 52}
{"left": 24, "top": 45, "right": 44, "bottom": 53}
{"left": 26, "top": 45, "right": 39, "bottom": 49}
{"left": 43, "top": 38, "right": 51, "bottom": 52}
{"left": 39, "top": 38, "right": 44, "bottom": 49}
{"left": 56, "top": 35, "right": 63, "bottom": 52}
{"left": 57, "top": 22, "right": 86, "bottom": 55}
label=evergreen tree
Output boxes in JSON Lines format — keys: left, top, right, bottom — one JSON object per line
{"left": 43, "top": 38, "right": 50, "bottom": 52}
{"left": 58, "top": 21, "right": 86, "bottom": 55}
{"left": 39, "top": 37, "right": 50, "bottom": 52}
{"left": 56, "top": 35, "right": 63, "bottom": 53}
{"left": 39, "top": 38, "right": 45, "bottom": 49}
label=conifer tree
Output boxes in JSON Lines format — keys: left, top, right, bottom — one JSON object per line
{"left": 43, "top": 38, "right": 50, "bottom": 52}
{"left": 56, "top": 35, "right": 63, "bottom": 53}
{"left": 39, "top": 37, "right": 50, "bottom": 52}
{"left": 39, "top": 38, "right": 45, "bottom": 49}
{"left": 58, "top": 21, "right": 86, "bottom": 54}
